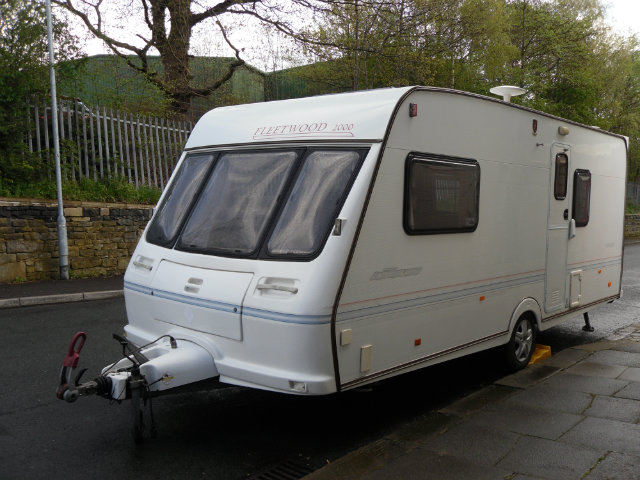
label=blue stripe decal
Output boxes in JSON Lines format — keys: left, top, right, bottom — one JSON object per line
{"left": 123, "top": 281, "right": 330, "bottom": 325}
{"left": 124, "top": 281, "right": 152, "bottom": 295}
{"left": 152, "top": 289, "right": 239, "bottom": 314}
{"left": 337, "top": 273, "right": 545, "bottom": 323}
{"left": 242, "top": 306, "right": 331, "bottom": 324}
{"left": 125, "top": 258, "right": 621, "bottom": 327}
{"left": 337, "top": 258, "right": 621, "bottom": 323}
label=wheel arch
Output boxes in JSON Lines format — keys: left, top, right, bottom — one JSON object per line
{"left": 508, "top": 297, "right": 542, "bottom": 336}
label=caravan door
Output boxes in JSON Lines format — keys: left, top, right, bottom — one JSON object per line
{"left": 544, "top": 144, "right": 572, "bottom": 313}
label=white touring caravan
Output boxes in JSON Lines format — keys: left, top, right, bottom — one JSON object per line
{"left": 57, "top": 86, "right": 627, "bottom": 439}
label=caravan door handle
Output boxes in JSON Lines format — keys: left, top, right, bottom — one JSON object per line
{"left": 256, "top": 283, "right": 299, "bottom": 294}
{"left": 133, "top": 261, "right": 152, "bottom": 271}
{"left": 563, "top": 209, "right": 569, "bottom": 220}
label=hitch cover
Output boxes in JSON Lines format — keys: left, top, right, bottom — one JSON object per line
{"left": 103, "top": 339, "right": 218, "bottom": 399}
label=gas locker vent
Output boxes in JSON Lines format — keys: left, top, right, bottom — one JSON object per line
{"left": 550, "top": 290, "right": 560, "bottom": 304}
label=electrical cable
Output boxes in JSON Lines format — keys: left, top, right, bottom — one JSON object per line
{"left": 102, "top": 334, "right": 178, "bottom": 374}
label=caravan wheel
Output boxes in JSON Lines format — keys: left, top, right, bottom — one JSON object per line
{"left": 504, "top": 314, "right": 536, "bottom": 371}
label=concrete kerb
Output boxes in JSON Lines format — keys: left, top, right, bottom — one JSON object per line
{"left": 0, "top": 290, "right": 123, "bottom": 309}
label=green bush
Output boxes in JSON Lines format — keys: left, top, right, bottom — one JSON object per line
{"left": 0, "top": 177, "right": 161, "bottom": 204}
{"left": 626, "top": 200, "right": 640, "bottom": 215}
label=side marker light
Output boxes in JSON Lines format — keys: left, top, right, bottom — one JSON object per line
{"left": 414, "top": 338, "right": 421, "bottom": 346}
{"left": 409, "top": 103, "right": 418, "bottom": 117}
{"left": 479, "top": 296, "right": 486, "bottom": 302}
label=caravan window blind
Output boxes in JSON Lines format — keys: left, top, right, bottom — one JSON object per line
{"left": 572, "top": 169, "right": 591, "bottom": 227}
{"left": 554, "top": 153, "right": 568, "bottom": 200}
{"left": 404, "top": 154, "right": 480, "bottom": 235}
{"left": 146, "top": 153, "right": 215, "bottom": 247}
{"left": 267, "top": 150, "right": 361, "bottom": 256}
{"left": 177, "top": 150, "right": 298, "bottom": 255}
{"left": 147, "top": 146, "right": 369, "bottom": 260}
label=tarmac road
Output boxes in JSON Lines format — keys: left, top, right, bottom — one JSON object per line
{"left": 1, "top": 245, "right": 638, "bottom": 480}
{"left": 0, "top": 298, "right": 506, "bottom": 480}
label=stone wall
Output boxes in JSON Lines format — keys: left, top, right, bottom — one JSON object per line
{"left": 625, "top": 214, "right": 640, "bottom": 239}
{"left": 0, "top": 198, "right": 152, "bottom": 283}
{"left": 1, "top": 198, "right": 639, "bottom": 284}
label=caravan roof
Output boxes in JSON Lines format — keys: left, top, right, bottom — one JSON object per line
{"left": 185, "top": 87, "right": 413, "bottom": 148}
{"left": 185, "top": 86, "right": 627, "bottom": 150}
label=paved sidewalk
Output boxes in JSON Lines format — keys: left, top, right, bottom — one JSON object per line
{"left": 305, "top": 324, "right": 640, "bottom": 480}
{"left": 0, "top": 274, "right": 124, "bottom": 308}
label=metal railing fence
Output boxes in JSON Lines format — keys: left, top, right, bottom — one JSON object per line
{"left": 27, "top": 98, "right": 192, "bottom": 189}
{"left": 628, "top": 183, "right": 640, "bottom": 205}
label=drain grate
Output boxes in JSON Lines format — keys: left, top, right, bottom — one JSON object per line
{"left": 250, "top": 458, "right": 317, "bottom": 480}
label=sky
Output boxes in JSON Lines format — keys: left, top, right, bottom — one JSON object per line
{"left": 605, "top": 0, "right": 640, "bottom": 36}
{"left": 72, "top": 0, "right": 640, "bottom": 61}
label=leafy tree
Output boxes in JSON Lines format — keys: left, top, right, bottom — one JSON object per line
{"left": 592, "top": 38, "right": 640, "bottom": 179}
{"left": 298, "top": 0, "right": 514, "bottom": 92}
{"left": 299, "top": 0, "right": 639, "bottom": 178}
{"left": 301, "top": 0, "right": 420, "bottom": 90}
{"left": 0, "top": 0, "right": 81, "bottom": 184}
{"left": 503, "top": 0, "right": 606, "bottom": 118}
{"left": 500, "top": 0, "right": 639, "bottom": 176}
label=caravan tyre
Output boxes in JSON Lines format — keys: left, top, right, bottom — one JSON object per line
{"left": 504, "top": 314, "right": 536, "bottom": 372}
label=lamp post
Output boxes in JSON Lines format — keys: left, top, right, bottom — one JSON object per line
{"left": 45, "top": 0, "right": 69, "bottom": 279}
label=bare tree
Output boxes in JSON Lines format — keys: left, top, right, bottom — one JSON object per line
{"left": 53, "top": 0, "right": 270, "bottom": 114}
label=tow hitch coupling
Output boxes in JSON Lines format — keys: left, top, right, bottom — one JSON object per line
{"left": 55, "top": 331, "right": 218, "bottom": 442}
{"left": 55, "top": 331, "right": 152, "bottom": 442}
{"left": 56, "top": 332, "right": 112, "bottom": 402}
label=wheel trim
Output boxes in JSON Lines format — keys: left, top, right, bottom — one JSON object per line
{"left": 514, "top": 321, "right": 533, "bottom": 362}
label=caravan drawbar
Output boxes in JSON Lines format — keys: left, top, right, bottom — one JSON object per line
{"left": 57, "top": 86, "right": 627, "bottom": 439}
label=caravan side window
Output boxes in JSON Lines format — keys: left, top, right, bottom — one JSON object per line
{"left": 554, "top": 153, "right": 568, "bottom": 200}
{"left": 572, "top": 169, "right": 591, "bottom": 227}
{"left": 404, "top": 154, "right": 480, "bottom": 235}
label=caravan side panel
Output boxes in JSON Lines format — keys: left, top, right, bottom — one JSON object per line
{"left": 334, "top": 89, "right": 625, "bottom": 389}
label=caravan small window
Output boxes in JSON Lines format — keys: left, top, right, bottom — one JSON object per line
{"left": 146, "top": 153, "right": 215, "bottom": 247}
{"left": 572, "top": 169, "right": 591, "bottom": 227}
{"left": 554, "top": 153, "right": 568, "bottom": 200}
{"left": 404, "top": 154, "right": 480, "bottom": 235}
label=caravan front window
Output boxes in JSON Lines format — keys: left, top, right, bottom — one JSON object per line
{"left": 177, "top": 151, "right": 298, "bottom": 255}
{"left": 267, "top": 150, "right": 361, "bottom": 256}
{"left": 146, "top": 147, "right": 368, "bottom": 259}
{"left": 146, "top": 153, "right": 214, "bottom": 247}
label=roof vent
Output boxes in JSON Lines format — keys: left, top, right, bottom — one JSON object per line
{"left": 490, "top": 85, "right": 526, "bottom": 102}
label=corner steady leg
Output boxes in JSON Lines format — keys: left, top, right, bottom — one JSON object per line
{"left": 582, "top": 312, "right": 595, "bottom": 332}
{"left": 130, "top": 367, "right": 146, "bottom": 444}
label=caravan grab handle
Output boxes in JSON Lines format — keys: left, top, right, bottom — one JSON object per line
{"left": 256, "top": 283, "right": 299, "bottom": 294}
